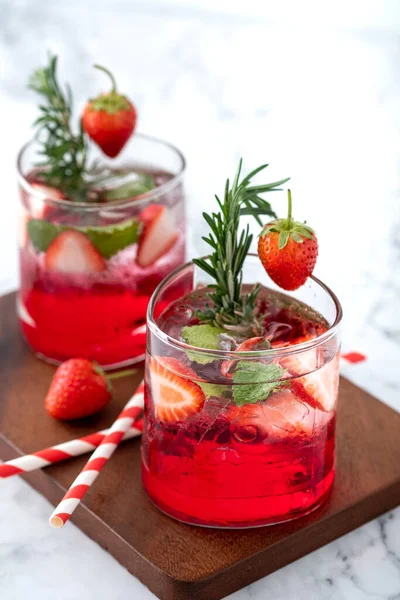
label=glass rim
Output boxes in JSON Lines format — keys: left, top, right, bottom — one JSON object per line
{"left": 16, "top": 132, "right": 186, "bottom": 211}
{"left": 147, "top": 255, "right": 343, "bottom": 360}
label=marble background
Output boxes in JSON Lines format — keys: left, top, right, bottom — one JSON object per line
{"left": 0, "top": 1, "right": 399, "bottom": 598}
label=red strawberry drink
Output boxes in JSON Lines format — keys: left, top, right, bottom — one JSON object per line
{"left": 142, "top": 163, "right": 342, "bottom": 528}
{"left": 18, "top": 56, "right": 186, "bottom": 368}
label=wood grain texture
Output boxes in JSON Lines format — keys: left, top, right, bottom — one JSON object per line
{"left": 1, "top": 292, "right": 399, "bottom": 600}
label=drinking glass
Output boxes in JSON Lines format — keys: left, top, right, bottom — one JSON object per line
{"left": 142, "top": 255, "right": 342, "bottom": 528}
{"left": 17, "top": 133, "right": 186, "bottom": 369}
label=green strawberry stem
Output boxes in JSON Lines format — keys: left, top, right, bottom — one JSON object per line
{"left": 94, "top": 64, "right": 117, "bottom": 93}
{"left": 107, "top": 368, "right": 137, "bottom": 381}
{"left": 286, "top": 189, "right": 292, "bottom": 229}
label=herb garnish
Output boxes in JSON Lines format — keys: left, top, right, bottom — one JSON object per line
{"left": 193, "top": 160, "right": 289, "bottom": 334}
{"left": 232, "top": 362, "right": 286, "bottom": 406}
{"left": 28, "top": 54, "right": 88, "bottom": 201}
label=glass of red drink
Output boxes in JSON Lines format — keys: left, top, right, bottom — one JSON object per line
{"left": 142, "top": 255, "right": 342, "bottom": 527}
{"left": 17, "top": 133, "right": 186, "bottom": 368}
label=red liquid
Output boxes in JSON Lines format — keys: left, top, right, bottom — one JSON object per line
{"left": 19, "top": 238, "right": 185, "bottom": 367}
{"left": 142, "top": 288, "right": 338, "bottom": 527}
{"left": 21, "top": 283, "right": 149, "bottom": 365}
{"left": 142, "top": 392, "right": 335, "bottom": 527}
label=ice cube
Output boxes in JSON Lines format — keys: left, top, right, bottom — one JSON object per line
{"left": 228, "top": 389, "right": 315, "bottom": 444}
{"left": 233, "top": 425, "right": 258, "bottom": 443}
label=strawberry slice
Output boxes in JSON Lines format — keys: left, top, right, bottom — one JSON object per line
{"left": 18, "top": 213, "right": 30, "bottom": 248}
{"left": 156, "top": 356, "right": 200, "bottom": 379}
{"left": 28, "top": 182, "right": 65, "bottom": 218}
{"left": 136, "top": 205, "right": 178, "bottom": 268}
{"left": 44, "top": 230, "right": 106, "bottom": 274}
{"left": 283, "top": 352, "right": 339, "bottom": 412}
{"left": 221, "top": 336, "right": 270, "bottom": 378}
{"left": 148, "top": 356, "right": 205, "bottom": 423}
{"left": 271, "top": 334, "right": 315, "bottom": 349}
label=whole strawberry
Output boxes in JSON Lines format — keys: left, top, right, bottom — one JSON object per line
{"left": 82, "top": 65, "right": 137, "bottom": 158}
{"left": 258, "top": 190, "right": 318, "bottom": 291}
{"left": 45, "top": 358, "right": 111, "bottom": 420}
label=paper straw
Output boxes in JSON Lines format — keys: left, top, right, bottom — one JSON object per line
{"left": 49, "top": 383, "right": 144, "bottom": 528}
{"left": 0, "top": 420, "right": 143, "bottom": 479}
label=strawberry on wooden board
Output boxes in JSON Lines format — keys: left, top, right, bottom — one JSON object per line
{"left": 136, "top": 204, "right": 178, "bottom": 268}
{"left": 82, "top": 65, "right": 137, "bottom": 158}
{"left": 148, "top": 356, "right": 206, "bottom": 423}
{"left": 45, "top": 359, "right": 136, "bottom": 420}
{"left": 44, "top": 230, "right": 106, "bottom": 274}
{"left": 45, "top": 359, "right": 111, "bottom": 420}
{"left": 258, "top": 190, "right": 318, "bottom": 291}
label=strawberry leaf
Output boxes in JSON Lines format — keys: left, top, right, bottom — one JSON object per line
{"left": 291, "top": 232, "right": 304, "bottom": 243}
{"left": 89, "top": 92, "right": 131, "bottom": 114}
{"left": 232, "top": 361, "right": 286, "bottom": 406}
{"left": 296, "top": 226, "right": 314, "bottom": 239}
{"left": 278, "top": 230, "right": 289, "bottom": 249}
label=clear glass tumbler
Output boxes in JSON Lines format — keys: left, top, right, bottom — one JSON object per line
{"left": 17, "top": 133, "right": 186, "bottom": 369}
{"left": 142, "top": 255, "right": 342, "bottom": 528}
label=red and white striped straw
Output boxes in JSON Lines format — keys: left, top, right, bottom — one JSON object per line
{"left": 49, "top": 383, "right": 145, "bottom": 529}
{"left": 0, "top": 420, "right": 143, "bottom": 479}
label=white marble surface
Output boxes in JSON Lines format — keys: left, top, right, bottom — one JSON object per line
{"left": 1, "top": 1, "right": 400, "bottom": 598}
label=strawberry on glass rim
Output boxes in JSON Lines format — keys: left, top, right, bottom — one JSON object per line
{"left": 142, "top": 159, "right": 342, "bottom": 528}
{"left": 82, "top": 65, "right": 137, "bottom": 158}
{"left": 18, "top": 54, "right": 186, "bottom": 368}
{"left": 258, "top": 190, "right": 318, "bottom": 291}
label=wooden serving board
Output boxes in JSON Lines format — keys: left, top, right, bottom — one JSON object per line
{"left": 1, "top": 292, "right": 400, "bottom": 600}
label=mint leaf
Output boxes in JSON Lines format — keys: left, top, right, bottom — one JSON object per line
{"left": 102, "top": 174, "right": 155, "bottom": 201}
{"left": 232, "top": 362, "right": 286, "bottom": 406}
{"left": 27, "top": 219, "right": 59, "bottom": 252}
{"left": 84, "top": 219, "right": 141, "bottom": 259}
{"left": 27, "top": 218, "right": 141, "bottom": 258}
{"left": 198, "top": 382, "right": 230, "bottom": 398}
{"left": 181, "top": 324, "right": 224, "bottom": 365}
{"left": 182, "top": 324, "right": 224, "bottom": 349}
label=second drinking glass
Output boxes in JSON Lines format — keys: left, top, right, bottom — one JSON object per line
{"left": 17, "top": 134, "right": 186, "bottom": 368}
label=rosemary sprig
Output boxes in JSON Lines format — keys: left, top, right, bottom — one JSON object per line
{"left": 28, "top": 54, "right": 88, "bottom": 200}
{"left": 194, "top": 160, "right": 289, "bottom": 333}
